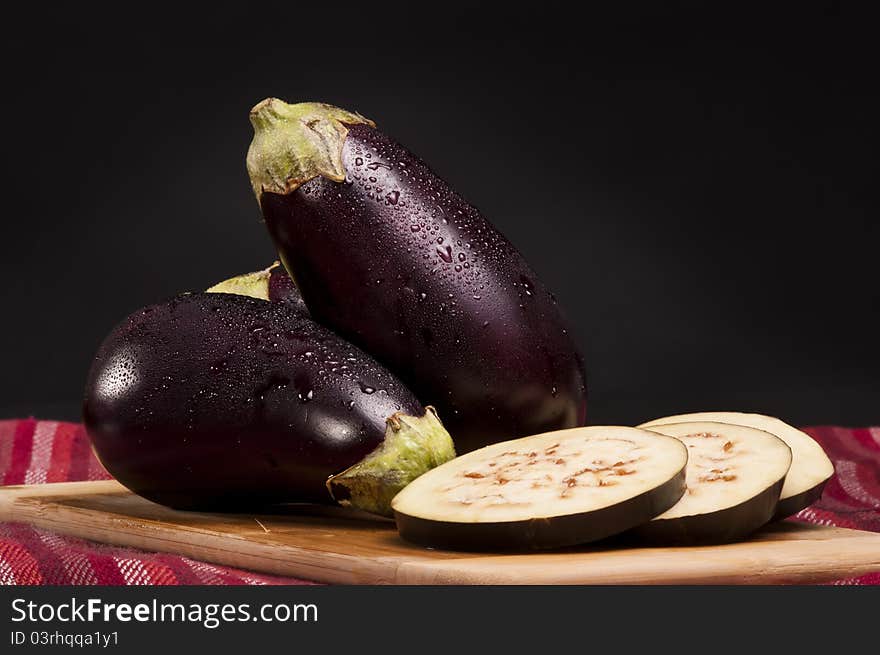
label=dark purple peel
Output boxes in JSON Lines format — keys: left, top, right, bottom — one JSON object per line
{"left": 267, "top": 264, "right": 304, "bottom": 308}
{"left": 247, "top": 100, "right": 588, "bottom": 453}
{"left": 631, "top": 478, "right": 785, "bottom": 546}
{"left": 82, "top": 293, "right": 454, "bottom": 516}
{"left": 772, "top": 479, "right": 829, "bottom": 521}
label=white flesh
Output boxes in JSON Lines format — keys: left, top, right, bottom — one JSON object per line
{"left": 641, "top": 422, "right": 791, "bottom": 520}
{"left": 392, "top": 426, "right": 687, "bottom": 524}
{"left": 639, "top": 412, "right": 833, "bottom": 503}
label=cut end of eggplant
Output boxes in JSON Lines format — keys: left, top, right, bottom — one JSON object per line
{"left": 640, "top": 412, "right": 834, "bottom": 520}
{"left": 327, "top": 407, "right": 456, "bottom": 517}
{"left": 247, "top": 99, "right": 375, "bottom": 199}
{"left": 206, "top": 262, "right": 280, "bottom": 300}
{"left": 635, "top": 421, "right": 792, "bottom": 544}
{"left": 392, "top": 426, "right": 687, "bottom": 551}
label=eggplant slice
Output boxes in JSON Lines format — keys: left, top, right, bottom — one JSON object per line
{"left": 392, "top": 426, "right": 687, "bottom": 551}
{"left": 635, "top": 421, "right": 792, "bottom": 544}
{"left": 640, "top": 412, "right": 833, "bottom": 520}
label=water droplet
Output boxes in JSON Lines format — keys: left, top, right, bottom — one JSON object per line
{"left": 298, "top": 389, "right": 314, "bottom": 402}
{"left": 410, "top": 223, "right": 421, "bottom": 232}
{"left": 436, "top": 245, "right": 453, "bottom": 263}
{"left": 458, "top": 252, "right": 466, "bottom": 262}
{"left": 454, "top": 265, "right": 462, "bottom": 272}
{"left": 551, "top": 386, "right": 558, "bottom": 397}
{"left": 359, "top": 383, "right": 376, "bottom": 395}
{"left": 520, "top": 275, "right": 534, "bottom": 296}
{"left": 367, "top": 161, "right": 392, "bottom": 171}
{"left": 355, "top": 157, "right": 363, "bottom": 166}
{"left": 385, "top": 190, "right": 400, "bottom": 205}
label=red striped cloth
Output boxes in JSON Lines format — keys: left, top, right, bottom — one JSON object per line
{"left": 1, "top": 418, "right": 879, "bottom": 585}
{"left": 0, "top": 419, "right": 311, "bottom": 585}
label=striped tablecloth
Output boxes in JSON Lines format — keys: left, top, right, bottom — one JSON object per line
{"left": 1, "top": 418, "right": 878, "bottom": 585}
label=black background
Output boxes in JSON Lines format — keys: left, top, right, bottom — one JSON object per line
{"left": 2, "top": 3, "right": 877, "bottom": 426}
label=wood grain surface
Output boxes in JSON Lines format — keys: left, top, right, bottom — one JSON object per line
{"left": 2, "top": 480, "right": 878, "bottom": 584}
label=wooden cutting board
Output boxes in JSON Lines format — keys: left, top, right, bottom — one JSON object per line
{"left": 2, "top": 480, "right": 878, "bottom": 584}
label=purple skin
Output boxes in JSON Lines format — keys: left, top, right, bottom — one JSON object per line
{"left": 260, "top": 124, "right": 587, "bottom": 453}
{"left": 267, "top": 264, "right": 309, "bottom": 314}
{"left": 83, "top": 293, "right": 423, "bottom": 510}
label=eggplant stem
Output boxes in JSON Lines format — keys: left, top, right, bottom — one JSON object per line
{"left": 326, "top": 407, "right": 456, "bottom": 517}
{"left": 206, "top": 262, "right": 281, "bottom": 300}
{"left": 247, "top": 99, "right": 375, "bottom": 200}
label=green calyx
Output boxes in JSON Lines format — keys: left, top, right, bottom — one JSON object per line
{"left": 246, "top": 99, "right": 375, "bottom": 200}
{"left": 206, "top": 262, "right": 281, "bottom": 300}
{"left": 327, "top": 407, "right": 456, "bottom": 517}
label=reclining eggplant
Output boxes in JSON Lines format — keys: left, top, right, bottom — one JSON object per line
{"left": 246, "top": 100, "right": 588, "bottom": 453}
{"left": 82, "top": 292, "right": 455, "bottom": 516}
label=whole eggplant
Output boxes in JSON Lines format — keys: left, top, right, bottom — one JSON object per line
{"left": 207, "top": 261, "right": 308, "bottom": 314}
{"left": 83, "top": 292, "right": 454, "bottom": 516}
{"left": 247, "top": 100, "right": 587, "bottom": 453}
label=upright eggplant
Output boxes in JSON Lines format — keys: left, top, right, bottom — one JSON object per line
{"left": 83, "top": 293, "right": 454, "bottom": 516}
{"left": 246, "top": 100, "right": 588, "bottom": 453}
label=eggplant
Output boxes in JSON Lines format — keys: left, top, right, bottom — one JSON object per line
{"left": 246, "top": 100, "right": 588, "bottom": 453}
{"left": 392, "top": 426, "right": 687, "bottom": 550}
{"left": 639, "top": 411, "right": 834, "bottom": 520}
{"left": 83, "top": 292, "right": 455, "bottom": 516}
{"left": 635, "top": 422, "right": 792, "bottom": 544}
{"left": 207, "top": 261, "right": 308, "bottom": 314}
